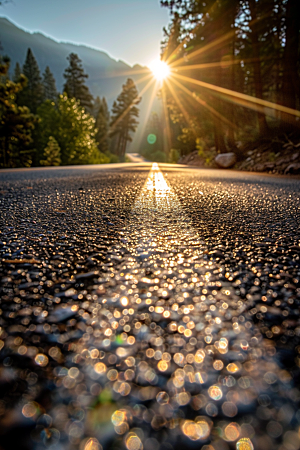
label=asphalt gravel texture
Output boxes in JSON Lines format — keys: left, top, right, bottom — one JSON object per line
{"left": 0, "top": 163, "right": 300, "bottom": 450}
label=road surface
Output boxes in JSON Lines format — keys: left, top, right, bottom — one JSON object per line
{"left": 0, "top": 163, "right": 300, "bottom": 450}
{"left": 126, "top": 153, "right": 147, "bottom": 163}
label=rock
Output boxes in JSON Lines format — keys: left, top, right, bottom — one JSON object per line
{"left": 261, "top": 162, "right": 275, "bottom": 171}
{"left": 215, "top": 152, "right": 237, "bottom": 168}
{"left": 253, "top": 163, "right": 264, "bottom": 172}
{"left": 284, "top": 163, "right": 300, "bottom": 175}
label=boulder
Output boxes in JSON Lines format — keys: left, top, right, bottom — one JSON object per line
{"left": 215, "top": 152, "right": 236, "bottom": 168}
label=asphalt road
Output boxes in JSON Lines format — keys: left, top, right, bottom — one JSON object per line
{"left": 0, "top": 163, "right": 300, "bottom": 450}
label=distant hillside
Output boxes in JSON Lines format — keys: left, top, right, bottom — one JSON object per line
{"left": 0, "top": 17, "right": 161, "bottom": 151}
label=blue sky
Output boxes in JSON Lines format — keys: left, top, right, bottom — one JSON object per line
{"left": 0, "top": 0, "right": 170, "bottom": 66}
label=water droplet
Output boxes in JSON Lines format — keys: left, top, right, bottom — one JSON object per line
{"left": 125, "top": 432, "right": 143, "bottom": 450}
{"left": 181, "top": 420, "right": 210, "bottom": 440}
{"left": 208, "top": 385, "right": 223, "bottom": 400}
{"left": 156, "top": 391, "right": 169, "bottom": 405}
{"left": 35, "top": 353, "right": 48, "bottom": 367}
{"left": 236, "top": 438, "right": 254, "bottom": 450}
{"left": 84, "top": 438, "right": 102, "bottom": 450}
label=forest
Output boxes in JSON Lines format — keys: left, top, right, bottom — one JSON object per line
{"left": 158, "top": 0, "right": 300, "bottom": 166}
{"left": 0, "top": 50, "right": 140, "bottom": 168}
{"left": 1, "top": 0, "right": 300, "bottom": 170}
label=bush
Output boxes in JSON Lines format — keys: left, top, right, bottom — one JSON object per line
{"left": 40, "top": 136, "right": 61, "bottom": 166}
{"left": 196, "top": 138, "right": 215, "bottom": 166}
{"left": 168, "top": 148, "right": 180, "bottom": 163}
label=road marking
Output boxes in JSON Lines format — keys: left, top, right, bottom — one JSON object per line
{"left": 127, "top": 163, "right": 205, "bottom": 263}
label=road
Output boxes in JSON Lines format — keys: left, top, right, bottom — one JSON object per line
{"left": 0, "top": 163, "right": 300, "bottom": 450}
{"left": 126, "top": 153, "right": 147, "bottom": 163}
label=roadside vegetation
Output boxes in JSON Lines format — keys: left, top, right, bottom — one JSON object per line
{"left": 0, "top": 50, "right": 140, "bottom": 168}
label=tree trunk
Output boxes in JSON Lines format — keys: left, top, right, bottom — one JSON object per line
{"left": 213, "top": 115, "right": 227, "bottom": 153}
{"left": 227, "top": 29, "right": 236, "bottom": 150}
{"left": 248, "top": 0, "right": 268, "bottom": 134}
{"left": 280, "top": 0, "right": 300, "bottom": 127}
{"left": 117, "top": 131, "right": 123, "bottom": 157}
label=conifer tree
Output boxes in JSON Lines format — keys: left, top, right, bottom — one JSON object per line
{"left": 63, "top": 53, "right": 93, "bottom": 111}
{"left": 95, "top": 97, "right": 110, "bottom": 153}
{"left": 19, "top": 48, "right": 44, "bottom": 113}
{"left": 40, "top": 136, "right": 61, "bottom": 166}
{"left": 13, "top": 62, "right": 21, "bottom": 82}
{"left": 93, "top": 96, "right": 102, "bottom": 118}
{"left": 42, "top": 66, "right": 57, "bottom": 102}
{"left": 110, "top": 79, "right": 140, "bottom": 157}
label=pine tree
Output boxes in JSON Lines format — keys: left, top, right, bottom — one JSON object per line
{"left": 42, "top": 66, "right": 57, "bottom": 102}
{"left": 93, "top": 96, "right": 102, "bottom": 118}
{"left": 13, "top": 62, "right": 21, "bottom": 82}
{"left": 63, "top": 53, "right": 93, "bottom": 111}
{"left": 40, "top": 136, "right": 61, "bottom": 166}
{"left": 19, "top": 48, "right": 44, "bottom": 113}
{"left": 95, "top": 97, "right": 110, "bottom": 153}
{"left": 110, "top": 79, "right": 140, "bottom": 158}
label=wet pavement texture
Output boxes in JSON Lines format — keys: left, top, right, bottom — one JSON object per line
{"left": 0, "top": 163, "right": 300, "bottom": 450}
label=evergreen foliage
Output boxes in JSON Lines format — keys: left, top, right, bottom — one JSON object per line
{"left": 93, "top": 96, "right": 102, "bottom": 118}
{"left": 13, "top": 62, "right": 21, "bottom": 82}
{"left": 0, "top": 56, "right": 37, "bottom": 168}
{"left": 110, "top": 78, "right": 140, "bottom": 157}
{"left": 42, "top": 66, "right": 57, "bottom": 102}
{"left": 140, "top": 112, "right": 164, "bottom": 160}
{"left": 95, "top": 97, "right": 110, "bottom": 153}
{"left": 161, "top": 0, "right": 300, "bottom": 157}
{"left": 40, "top": 136, "right": 61, "bottom": 166}
{"left": 18, "top": 48, "right": 44, "bottom": 113}
{"left": 63, "top": 53, "right": 93, "bottom": 112}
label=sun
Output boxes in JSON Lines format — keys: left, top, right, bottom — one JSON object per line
{"left": 149, "top": 59, "right": 170, "bottom": 81}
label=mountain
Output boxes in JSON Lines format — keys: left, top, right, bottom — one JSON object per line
{"left": 0, "top": 17, "right": 161, "bottom": 151}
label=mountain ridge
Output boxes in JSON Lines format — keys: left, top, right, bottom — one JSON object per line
{"left": 0, "top": 17, "right": 160, "bottom": 152}
{"left": 0, "top": 17, "right": 149, "bottom": 103}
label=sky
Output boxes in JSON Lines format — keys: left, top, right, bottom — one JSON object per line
{"left": 0, "top": 0, "right": 170, "bottom": 67}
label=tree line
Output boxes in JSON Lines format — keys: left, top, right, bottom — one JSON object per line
{"left": 160, "top": 0, "right": 300, "bottom": 159}
{"left": 0, "top": 49, "right": 140, "bottom": 168}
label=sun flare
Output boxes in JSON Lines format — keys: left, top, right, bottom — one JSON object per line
{"left": 149, "top": 59, "right": 170, "bottom": 81}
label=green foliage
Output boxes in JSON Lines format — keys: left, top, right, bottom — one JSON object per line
{"left": 42, "top": 66, "right": 57, "bottom": 102}
{"left": 40, "top": 136, "right": 61, "bottom": 166}
{"left": 13, "top": 62, "right": 21, "bottom": 82}
{"left": 0, "top": 50, "right": 118, "bottom": 168}
{"left": 95, "top": 97, "right": 110, "bottom": 153}
{"left": 139, "top": 111, "right": 165, "bottom": 160}
{"left": 36, "top": 96, "right": 108, "bottom": 165}
{"left": 0, "top": 56, "right": 37, "bottom": 168}
{"left": 110, "top": 78, "right": 140, "bottom": 157}
{"left": 18, "top": 48, "right": 44, "bottom": 113}
{"left": 140, "top": 147, "right": 166, "bottom": 162}
{"left": 63, "top": 53, "right": 93, "bottom": 112}
{"left": 168, "top": 148, "right": 180, "bottom": 164}
{"left": 56, "top": 95, "right": 98, "bottom": 164}
{"left": 196, "top": 138, "right": 215, "bottom": 166}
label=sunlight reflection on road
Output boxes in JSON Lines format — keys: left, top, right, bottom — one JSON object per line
{"left": 129, "top": 163, "right": 204, "bottom": 261}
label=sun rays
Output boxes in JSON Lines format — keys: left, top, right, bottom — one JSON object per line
{"left": 108, "top": 21, "right": 300, "bottom": 155}
{"left": 149, "top": 59, "right": 170, "bottom": 82}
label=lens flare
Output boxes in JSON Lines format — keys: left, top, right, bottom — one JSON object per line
{"left": 149, "top": 59, "right": 170, "bottom": 81}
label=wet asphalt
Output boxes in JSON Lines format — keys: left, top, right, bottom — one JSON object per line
{"left": 0, "top": 163, "right": 300, "bottom": 450}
